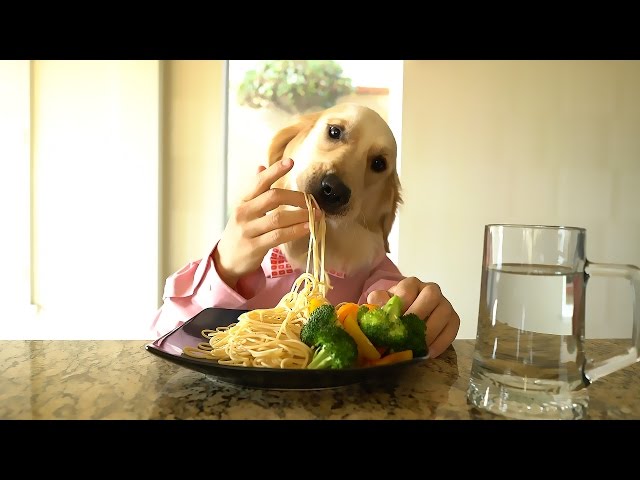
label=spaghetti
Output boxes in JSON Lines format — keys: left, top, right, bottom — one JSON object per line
{"left": 183, "top": 193, "right": 331, "bottom": 369}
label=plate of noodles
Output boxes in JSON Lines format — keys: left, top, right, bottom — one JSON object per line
{"left": 145, "top": 193, "right": 427, "bottom": 390}
{"left": 145, "top": 307, "right": 428, "bottom": 390}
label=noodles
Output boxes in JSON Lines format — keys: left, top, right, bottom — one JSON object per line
{"left": 182, "top": 193, "right": 331, "bottom": 369}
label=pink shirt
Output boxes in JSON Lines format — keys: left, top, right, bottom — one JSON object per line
{"left": 150, "top": 243, "right": 405, "bottom": 338}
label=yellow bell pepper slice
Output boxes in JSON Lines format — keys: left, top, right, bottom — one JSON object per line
{"left": 343, "top": 310, "right": 381, "bottom": 361}
{"left": 308, "top": 297, "right": 328, "bottom": 314}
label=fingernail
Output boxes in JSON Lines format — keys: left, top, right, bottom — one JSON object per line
{"left": 303, "top": 222, "right": 310, "bottom": 230}
{"left": 282, "top": 158, "right": 293, "bottom": 168}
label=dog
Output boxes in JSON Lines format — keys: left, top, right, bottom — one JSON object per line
{"left": 266, "top": 103, "right": 402, "bottom": 277}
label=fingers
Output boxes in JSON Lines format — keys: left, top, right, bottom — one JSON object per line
{"left": 426, "top": 310, "right": 460, "bottom": 359}
{"left": 369, "top": 279, "right": 460, "bottom": 359}
{"left": 367, "top": 289, "right": 392, "bottom": 306}
{"left": 403, "top": 282, "right": 443, "bottom": 320}
{"left": 252, "top": 221, "right": 311, "bottom": 251}
{"left": 388, "top": 277, "right": 425, "bottom": 314}
{"left": 243, "top": 158, "right": 294, "bottom": 201}
{"left": 423, "top": 298, "right": 454, "bottom": 347}
{"left": 399, "top": 282, "right": 452, "bottom": 349}
{"left": 238, "top": 188, "right": 310, "bottom": 222}
{"left": 244, "top": 208, "right": 313, "bottom": 238}
{"left": 370, "top": 279, "right": 443, "bottom": 319}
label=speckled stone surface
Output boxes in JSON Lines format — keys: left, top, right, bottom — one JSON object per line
{"left": 1, "top": 339, "right": 638, "bottom": 420}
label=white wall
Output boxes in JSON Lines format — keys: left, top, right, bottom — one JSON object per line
{"left": 31, "top": 60, "right": 161, "bottom": 338}
{"left": 399, "top": 60, "right": 640, "bottom": 340}
{"left": 0, "top": 60, "right": 229, "bottom": 340}
{"left": 0, "top": 61, "right": 31, "bottom": 313}
{"left": 160, "top": 60, "right": 227, "bottom": 281}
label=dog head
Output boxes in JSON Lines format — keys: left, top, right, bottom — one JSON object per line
{"left": 268, "top": 103, "right": 401, "bottom": 261}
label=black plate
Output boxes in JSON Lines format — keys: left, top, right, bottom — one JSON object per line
{"left": 145, "top": 307, "right": 429, "bottom": 390}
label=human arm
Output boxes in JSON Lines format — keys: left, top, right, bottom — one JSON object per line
{"left": 150, "top": 157, "right": 314, "bottom": 337}
{"left": 148, "top": 244, "right": 267, "bottom": 338}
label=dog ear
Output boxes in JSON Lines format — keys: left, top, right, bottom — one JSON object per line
{"left": 267, "top": 111, "right": 322, "bottom": 166}
{"left": 380, "top": 172, "right": 403, "bottom": 253}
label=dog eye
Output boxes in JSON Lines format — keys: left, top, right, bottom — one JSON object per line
{"left": 371, "top": 156, "right": 387, "bottom": 172}
{"left": 327, "top": 125, "right": 343, "bottom": 140}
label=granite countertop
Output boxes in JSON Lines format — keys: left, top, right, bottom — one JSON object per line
{"left": 1, "top": 339, "right": 638, "bottom": 420}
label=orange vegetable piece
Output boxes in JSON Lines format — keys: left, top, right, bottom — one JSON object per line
{"left": 371, "top": 350, "right": 413, "bottom": 366}
{"left": 336, "top": 303, "right": 359, "bottom": 325}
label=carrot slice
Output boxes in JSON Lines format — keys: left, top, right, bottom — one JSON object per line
{"left": 371, "top": 350, "right": 413, "bottom": 366}
{"left": 336, "top": 303, "right": 359, "bottom": 325}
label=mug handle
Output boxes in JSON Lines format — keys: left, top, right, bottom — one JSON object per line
{"left": 583, "top": 261, "right": 640, "bottom": 383}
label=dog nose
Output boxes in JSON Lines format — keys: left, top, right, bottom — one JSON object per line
{"left": 316, "top": 174, "right": 351, "bottom": 212}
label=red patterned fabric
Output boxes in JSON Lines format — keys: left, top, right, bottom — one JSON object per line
{"left": 268, "top": 248, "right": 345, "bottom": 279}
{"left": 268, "top": 248, "right": 294, "bottom": 278}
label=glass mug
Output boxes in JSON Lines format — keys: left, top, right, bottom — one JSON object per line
{"left": 467, "top": 224, "right": 640, "bottom": 420}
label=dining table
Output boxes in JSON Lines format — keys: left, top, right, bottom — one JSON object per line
{"left": 1, "top": 338, "right": 638, "bottom": 420}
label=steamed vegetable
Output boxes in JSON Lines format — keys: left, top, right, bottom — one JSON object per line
{"left": 358, "top": 295, "right": 428, "bottom": 357}
{"left": 300, "top": 304, "right": 358, "bottom": 369}
{"left": 336, "top": 303, "right": 359, "bottom": 325}
{"left": 370, "top": 350, "right": 413, "bottom": 366}
{"left": 306, "top": 327, "right": 358, "bottom": 369}
{"left": 308, "top": 297, "right": 328, "bottom": 315}
{"left": 399, "top": 312, "right": 428, "bottom": 358}
{"left": 358, "top": 295, "right": 406, "bottom": 350}
{"left": 342, "top": 309, "right": 381, "bottom": 361}
{"left": 300, "top": 304, "right": 340, "bottom": 346}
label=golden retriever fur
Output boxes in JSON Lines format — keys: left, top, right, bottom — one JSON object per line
{"left": 267, "top": 103, "right": 402, "bottom": 275}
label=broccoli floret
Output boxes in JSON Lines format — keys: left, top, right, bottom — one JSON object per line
{"left": 301, "top": 304, "right": 358, "bottom": 369}
{"left": 400, "top": 313, "right": 428, "bottom": 358}
{"left": 381, "top": 294, "right": 403, "bottom": 319}
{"left": 359, "top": 296, "right": 407, "bottom": 350}
{"left": 300, "top": 304, "right": 339, "bottom": 346}
{"left": 357, "top": 304, "right": 370, "bottom": 322}
{"left": 358, "top": 295, "right": 428, "bottom": 357}
{"left": 306, "top": 327, "right": 358, "bottom": 369}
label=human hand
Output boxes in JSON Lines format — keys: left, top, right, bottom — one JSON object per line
{"left": 214, "top": 158, "right": 317, "bottom": 289}
{"left": 367, "top": 277, "right": 460, "bottom": 358}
